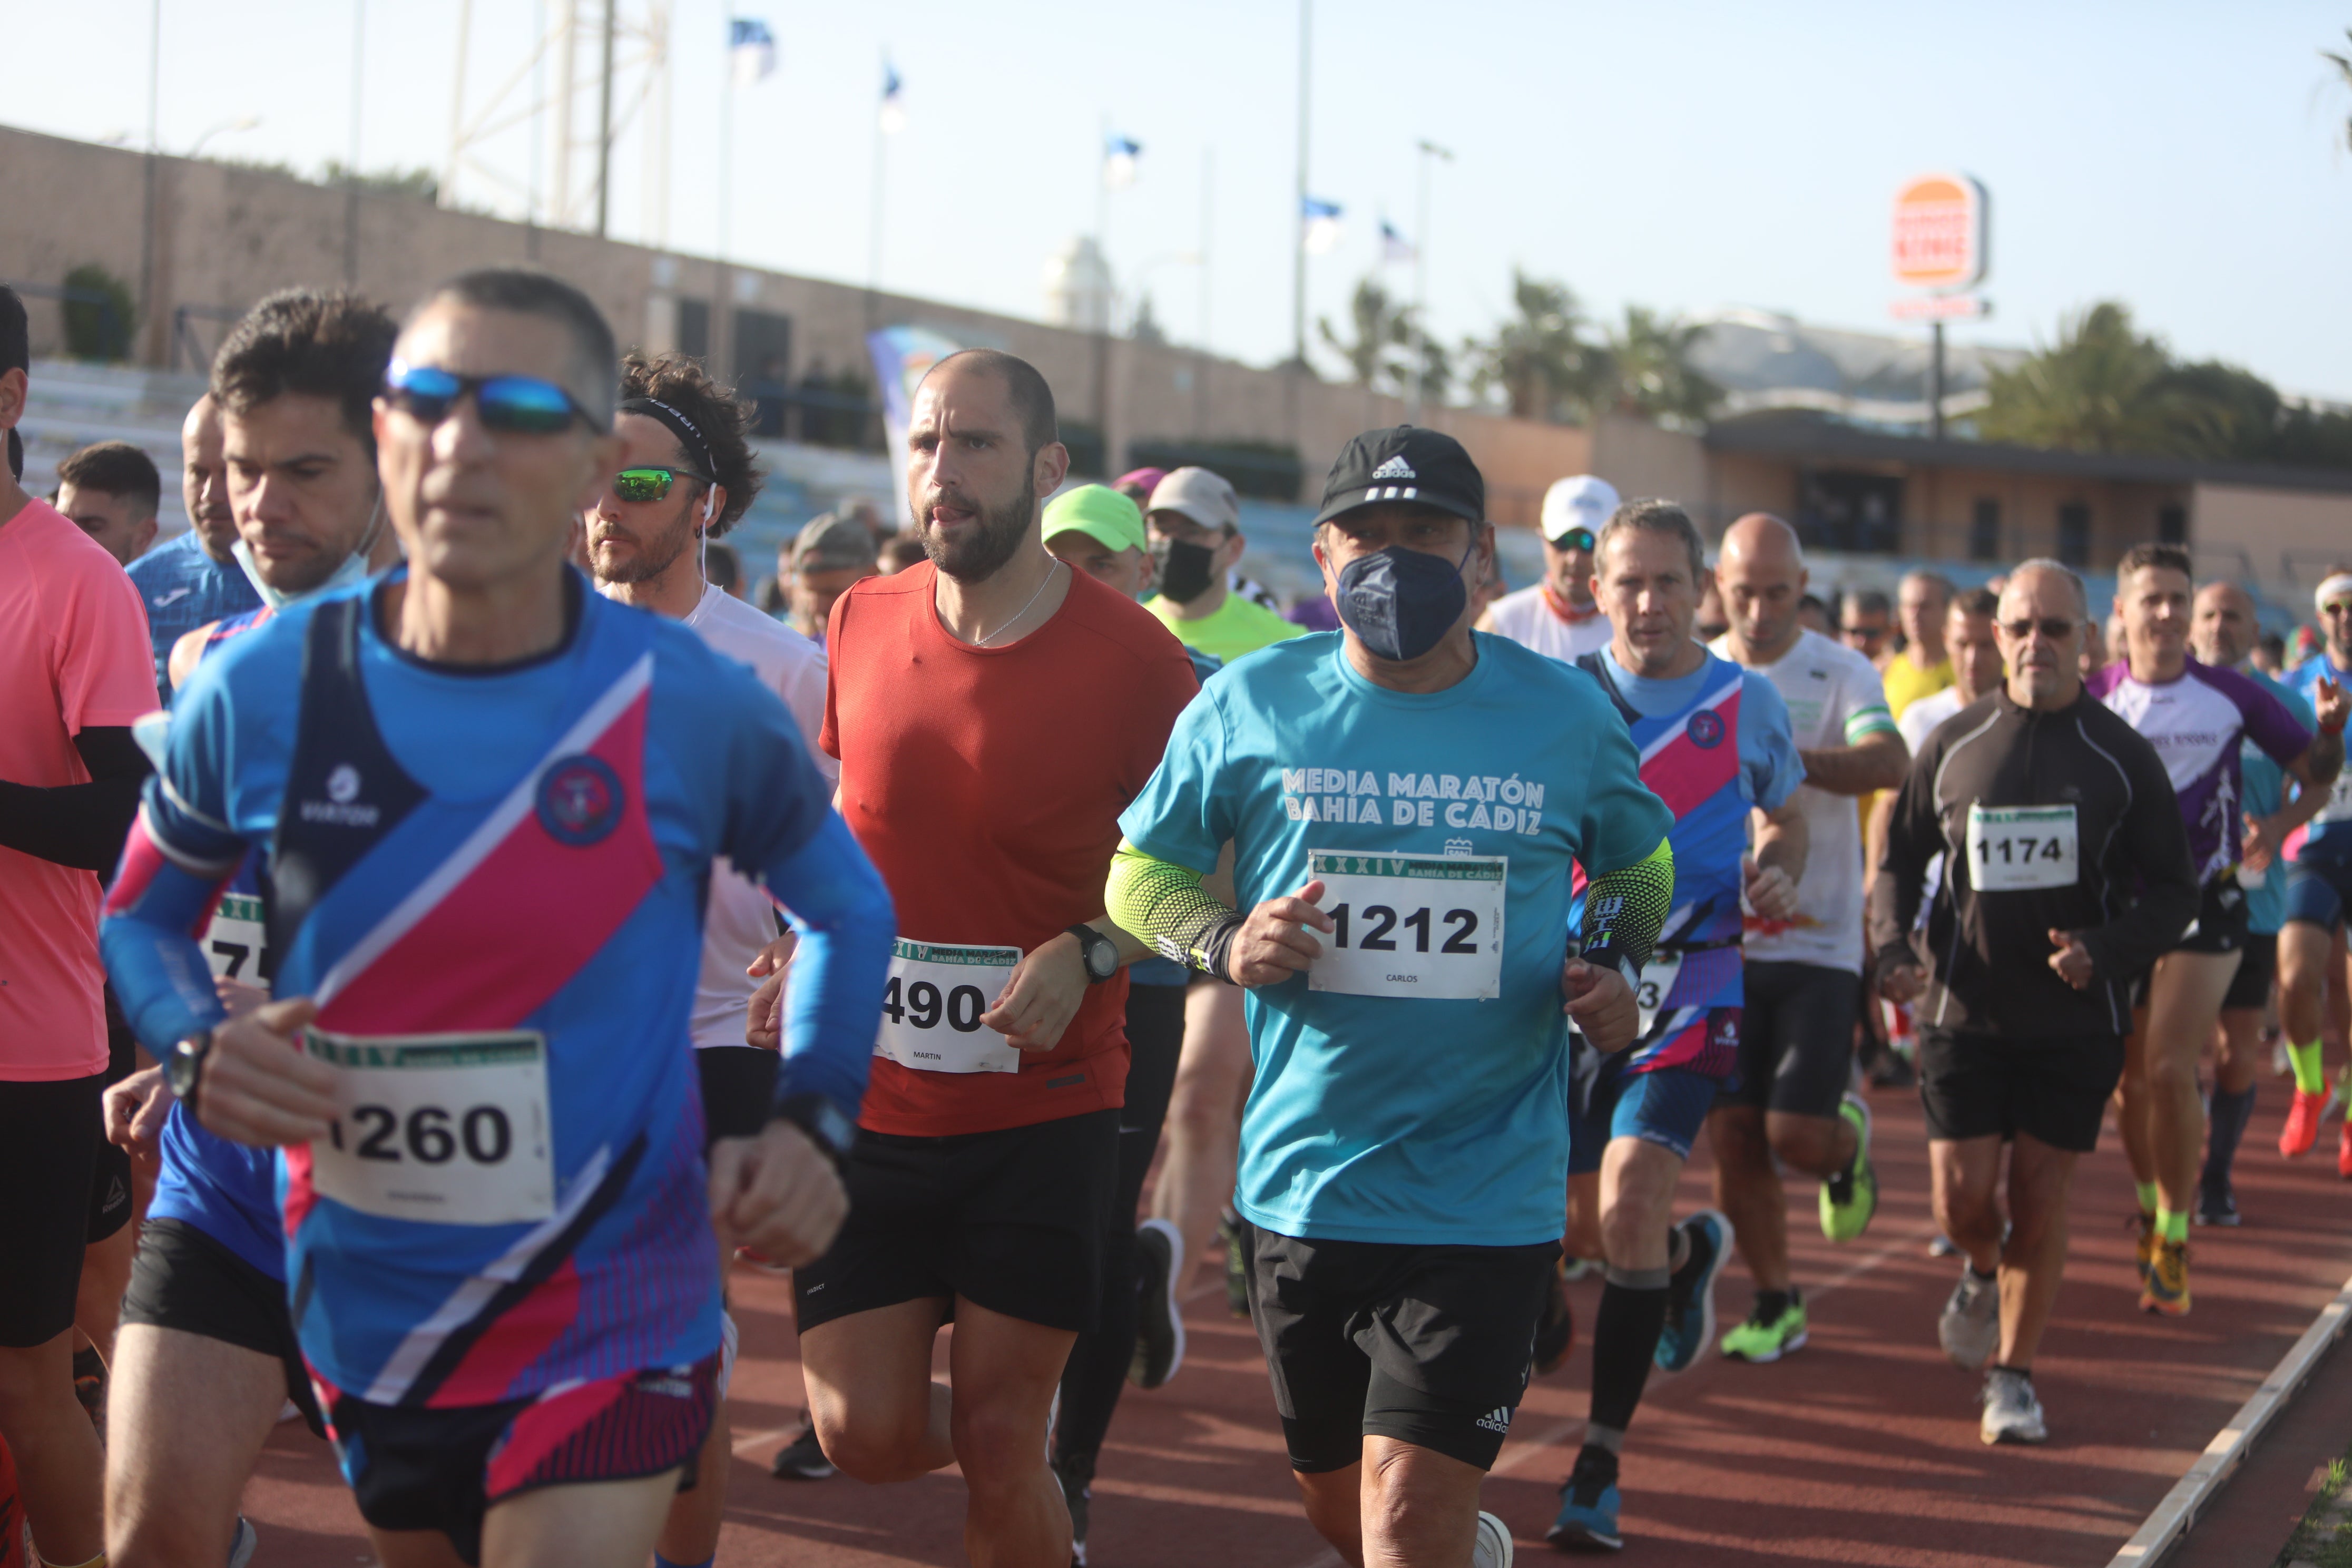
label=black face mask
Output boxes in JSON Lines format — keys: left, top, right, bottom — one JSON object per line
{"left": 1335, "top": 542, "right": 1473, "bottom": 662}
{"left": 1152, "top": 537, "right": 1218, "bottom": 604}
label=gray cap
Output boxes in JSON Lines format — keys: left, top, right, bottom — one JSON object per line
{"left": 1146, "top": 466, "right": 1240, "bottom": 533}
{"left": 791, "top": 511, "right": 879, "bottom": 573}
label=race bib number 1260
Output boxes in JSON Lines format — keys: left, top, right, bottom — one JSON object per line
{"left": 305, "top": 1029, "right": 555, "bottom": 1227}
{"left": 1306, "top": 850, "right": 1506, "bottom": 1000}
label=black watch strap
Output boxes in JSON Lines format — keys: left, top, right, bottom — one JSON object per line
{"left": 771, "top": 1092, "right": 855, "bottom": 1170}
{"left": 168, "top": 1030, "right": 214, "bottom": 1121}
{"left": 1066, "top": 924, "right": 1119, "bottom": 983}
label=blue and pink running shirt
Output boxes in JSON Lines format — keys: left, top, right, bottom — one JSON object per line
{"left": 2088, "top": 657, "right": 2311, "bottom": 886}
{"left": 103, "top": 571, "right": 892, "bottom": 1405}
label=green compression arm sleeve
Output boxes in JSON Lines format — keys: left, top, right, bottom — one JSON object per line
{"left": 1577, "top": 837, "right": 1674, "bottom": 979}
{"left": 1107, "top": 838, "right": 1240, "bottom": 979}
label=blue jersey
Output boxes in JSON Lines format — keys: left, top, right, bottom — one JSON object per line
{"left": 1573, "top": 649, "right": 1803, "bottom": 1074}
{"left": 2291, "top": 654, "right": 2352, "bottom": 856}
{"left": 125, "top": 532, "right": 262, "bottom": 703}
{"left": 104, "top": 571, "right": 891, "bottom": 1406}
{"left": 1119, "top": 631, "right": 1672, "bottom": 1248}
{"left": 2241, "top": 667, "right": 2314, "bottom": 934}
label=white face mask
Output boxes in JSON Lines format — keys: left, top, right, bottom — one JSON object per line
{"left": 230, "top": 491, "right": 385, "bottom": 609}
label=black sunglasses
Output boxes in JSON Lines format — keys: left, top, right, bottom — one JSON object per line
{"left": 1840, "top": 624, "right": 1887, "bottom": 642}
{"left": 383, "top": 360, "right": 603, "bottom": 434}
{"left": 2001, "top": 616, "right": 2078, "bottom": 640}
{"left": 612, "top": 466, "right": 713, "bottom": 503}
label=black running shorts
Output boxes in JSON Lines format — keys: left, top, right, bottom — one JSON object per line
{"left": 87, "top": 989, "right": 138, "bottom": 1246}
{"left": 1719, "top": 961, "right": 1859, "bottom": 1119}
{"left": 0, "top": 1072, "right": 106, "bottom": 1346}
{"left": 2222, "top": 930, "right": 2278, "bottom": 1014}
{"left": 1246, "top": 1229, "right": 1558, "bottom": 1474}
{"left": 120, "top": 1216, "right": 325, "bottom": 1436}
{"left": 695, "top": 1044, "right": 779, "bottom": 1148}
{"left": 2170, "top": 875, "right": 2250, "bottom": 956}
{"left": 792, "top": 1108, "right": 1119, "bottom": 1335}
{"left": 1917, "top": 1029, "right": 2125, "bottom": 1154}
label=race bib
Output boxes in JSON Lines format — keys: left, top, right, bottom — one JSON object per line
{"left": 204, "top": 893, "right": 267, "bottom": 982}
{"left": 2317, "top": 773, "right": 2352, "bottom": 826}
{"left": 1306, "top": 849, "right": 1506, "bottom": 1000}
{"left": 876, "top": 940, "right": 1021, "bottom": 1074}
{"left": 1966, "top": 803, "right": 2079, "bottom": 892}
{"left": 305, "top": 1029, "right": 555, "bottom": 1227}
{"left": 1634, "top": 951, "right": 1684, "bottom": 1038}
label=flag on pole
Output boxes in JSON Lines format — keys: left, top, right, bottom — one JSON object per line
{"left": 728, "top": 18, "right": 776, "bottom": 87}
{"left": 1103, "top": 134, "right": 1141, "bottom": 191}
{"left": 879, "top": 60, "right": 906, "bottom": 134}
{"left": 1379, "top": 219, "right": 1416, "bottom": 266}
{"left": 1301, "top": 196, "right": 1343, "bottom": 255}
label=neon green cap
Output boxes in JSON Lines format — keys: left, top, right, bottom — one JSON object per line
{"left": 1042, "top": 484, "right": 1147, "bottom": 556}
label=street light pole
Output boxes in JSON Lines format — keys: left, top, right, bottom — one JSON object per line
{"left": 1406, "top": 138, "right": 1451, "bottom": 424}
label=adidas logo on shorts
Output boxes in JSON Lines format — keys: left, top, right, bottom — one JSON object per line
{"left": 1475, "top": 1406, "right": 1512, "bottom": 1435}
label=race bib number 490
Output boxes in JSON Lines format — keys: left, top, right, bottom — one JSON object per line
{"left": 1307, "top": 850, "right": 1506, "bottom": 1000}
{"left": 876, "top": 940, "right": 1022, "bottom": 1074}
{"left": 305, "top": 1029, "right": 555, "bottom": 1227}
{"left": 1966, "top": 803, "right": 2079, "bottom": 892}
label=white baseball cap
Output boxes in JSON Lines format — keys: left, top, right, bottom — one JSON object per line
{"left": 1540, "top": 475, "right": 1620, "bottom": 544}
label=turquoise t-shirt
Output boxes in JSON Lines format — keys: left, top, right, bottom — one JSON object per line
{"left": 1118, "top": 631, "right": 1673, "bottom": 1247}
{"left": 2243, "top": 666, "right": 2314, "bottom": 935}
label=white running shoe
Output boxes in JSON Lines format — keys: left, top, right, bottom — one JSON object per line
{"left": 1938, "top": 1266, "right": 2000, "bottom": 1371}
{"left": 1979, "top": 1367, "right": 2046, "bottom": 1445}
{"left": 227, "top": 1515, "right": 259, "bottom": 1568}
{"left": 1473, "top": 1509, "right": 1515, "bottom": 1568}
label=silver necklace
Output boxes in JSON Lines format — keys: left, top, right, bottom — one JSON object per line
{"left": 971, "top": 558, "right": 1063, "bottom": 646}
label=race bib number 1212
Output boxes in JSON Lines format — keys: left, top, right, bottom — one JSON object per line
{"left": 1306, "top": 850, "right": 1506, "bottom": 1000}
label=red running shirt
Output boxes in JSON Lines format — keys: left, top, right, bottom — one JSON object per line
{"left": 823, "top": 561, "right": 1199, "bottom": 1136}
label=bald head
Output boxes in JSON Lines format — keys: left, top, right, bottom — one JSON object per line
{"left": 2193, "top": 579, "right": 2258, "bottom": 669}
{"left": 179, "top": 392, "right": 238, "bottom": 560}
{"left": 1715, "top": 512, "right": 1809, "bottom": 662}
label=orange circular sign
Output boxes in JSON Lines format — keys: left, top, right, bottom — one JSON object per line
{"left": 1892, "top": 173, "right": 1988, "bottom": 291}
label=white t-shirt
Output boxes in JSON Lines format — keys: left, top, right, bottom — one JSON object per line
{"left": 1896, "top": 685, "right": 1968, "bottom": 924}
{"left": 1484, "top": 583, "right": 1612, "bottom": 663}
{"left": 680, "top": 582, "right": 836, "bottom": 1048}
{"left": 1709, "top": 627, "right": 1896, "bottom": 973}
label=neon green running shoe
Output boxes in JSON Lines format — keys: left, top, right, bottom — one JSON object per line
{"left": 1720, "top": 1295, "right": 1809, "bottom": 1363}
{"left": 1819, "top": 1093, "right": 1877, "bottom": 1242}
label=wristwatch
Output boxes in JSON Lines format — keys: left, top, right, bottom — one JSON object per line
{"left": 1066, "top": 924, "right": 1120, "bottom": 983}
{"left": 166, "top": 1029, "right": 214, "bottom": 1118}
{"left": 771, "top": 1092, "right": 856, "bottom": 1171}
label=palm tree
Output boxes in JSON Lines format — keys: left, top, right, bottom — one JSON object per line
{"left": 1976, "top": 302, "right": 2191, "bottom": 455}
{"left": 1465, "top": 271, "right": 1606, "bottom": 423}
{"left": 1319, "top": 278, "right": 1399, "bottom": 388}
{"left": 1601, "top": 306, "right": 1720, "bottom": 425}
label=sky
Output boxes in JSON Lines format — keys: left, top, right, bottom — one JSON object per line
{"left": 9, "top": 0, "right": 2352, "bottom": 400}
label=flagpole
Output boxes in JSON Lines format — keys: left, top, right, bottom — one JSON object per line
{"left": 1407, "top": 139, "right": 1451, "bottom": 424}
{"left": 1290, "top": 0, "right": 1310, "bottom": 371}
{"left": 716, "top": 19, "right": 734, "bottom": 377}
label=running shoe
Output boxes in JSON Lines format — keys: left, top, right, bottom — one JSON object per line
{"left": 1720, "top": 1294, "right": 1808, "bottom": 1363}
{"left": 227, "top": 1515, "right": 259, "bottom": 1568}
{"left": 1533, "top": 1260, "right": 1576, "bottom": 1376}
{"left": 1561, "top": 1255, "right": 1594, "bottom": 1283}
{"left": 770, "top": 1412, "right": 836, "bottom": 1480}
{"left": 1217, "top": 1210, "right": 1252, "bottom": 1318}
{"left": 1129, "top": 1217, "right": 1186, "bottom": 1389}
{"left": 2194, "top": 1177, "right": 2241, "bottom": 1228}
{"left": 2339, "top": 1120, "right": 2352, "bottom": 1181}
{"left": 1055, "top": 1455, "right": 1092, "bottom": 1566}
{"left": 1938, "top": 1266, "right": 1999, "bottom": 1371}
{"left": 1979, "top": 1367, "right": 2047, "bottom": 1445}
{"left": 2281, "top": 1087, "right": 2328, "bottom": 1157}
{"left": 1473, "top": 1508, "right": 1515, "bottom": 1568}
{"left": 2140, "top": 1239, "right": 2191, "bottom": 1316}
{"left": 1654, "top": 1210, "right": 1728, "bottom": 1374}
{"left": 1547, "top": 1450, "right": 1623, "bottom": 1552}
{"left": 2130, "top": 1210, "right": 2155, "bottom": 1282}
{"left": 1819, "top": 1093, "right": 1877, "bottom": 1243}
{"left": 1927, "top": 1233, "right": 1959, "bottom": 1258}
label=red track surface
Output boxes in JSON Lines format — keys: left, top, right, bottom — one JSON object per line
{"left": 236, "top": 1084, "right": 2352, "bottom": 1566}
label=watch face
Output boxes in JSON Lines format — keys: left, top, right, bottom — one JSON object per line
{"left": 167, "top": 1040, "right": 201, "bottom": 1096}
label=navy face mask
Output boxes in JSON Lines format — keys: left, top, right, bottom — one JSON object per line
{"left": 1335, "top": 540, "right": 1475, "bottom": 662}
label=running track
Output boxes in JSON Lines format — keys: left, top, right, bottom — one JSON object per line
{"left": 237, "top": 1084, "right": 2352, "bottom": 1566}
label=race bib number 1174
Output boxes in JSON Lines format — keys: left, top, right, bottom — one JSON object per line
{"left": 1966, "top": 803, "right": 2079, "bottom": 892}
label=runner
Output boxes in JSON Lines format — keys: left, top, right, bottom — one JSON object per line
{"left": 1838, "top": 589, "right": 1893, "bottom": 669}
{"left": 1038, "top": 482, "right": 1207, "bottom": 1562}
{"left": 2189, "top": 581, "right": 2320, "bottom": 1222}
{"left": 125, "top": 395, "right": 263, "bottom": 702}
{"left": 1106, "top": 425, "right": 1673, "bottom": 1568}
{"left": 100, "top": 265, "right": 895, "bottom": 1568}
{"left": 793, "top": 349, "right": 1198, "bottom": 1568}
{"left": 781, "top": 511, "right": 877, "bottom": 647}
{"left": 2279, "top": 566, "right": 2352, "bottom": 1171}
{"left": 0, "top": 283, "right": 155, "bottom": 1568}
{"left": 1118, "top": 465, "right": 1282, "bottom": 614}
{"left": 1706, "top": 513, "right": 1905, "bottom": 1364}
{"left": 55, "top": 440, "right": 162, "bottom": 567}
{"left": 1475, "top": 474, "right": 1618, "bottom": 663}
{"left": 1142, "top": 466, "right": 1305, "bottom": 662}
{"left": 1550, "top": 499, "right": 1806, "bottom": 1550}
{"left": 1881, "top": 571, "right": 1955, "bottom": 719}
{"left": 582, "top": 347, "right": 832, "bottom": 1568}
{"left": 2091, "top": 544, "right": 2336, "bottom": 1314}
{"left": 1889, "top": 590, "right": 2003, "bottom": 755}
{"left": 1873, "top": 560, "right": 2199, "bottom": 1443}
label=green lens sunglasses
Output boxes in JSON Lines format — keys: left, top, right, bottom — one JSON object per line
{"left": 612, "top": 465, "right": 712, "bottom": 503}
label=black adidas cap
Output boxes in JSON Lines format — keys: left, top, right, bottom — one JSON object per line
{"left": 1310, "top": 425, "right": 1485, "bottom": 531}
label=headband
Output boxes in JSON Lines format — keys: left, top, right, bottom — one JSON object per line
{"left": 2317, "top": 574, "right": 2352, "bottom": 612}
{"left": 618, "top": 396, "right": 715, "bottom": 479}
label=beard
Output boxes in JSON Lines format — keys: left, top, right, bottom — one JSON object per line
{"left": 915, "top": 475, "right": 1036, "bottom": 584}
{"left": 588, "top": 501, "right": 697, "bottom": 586}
